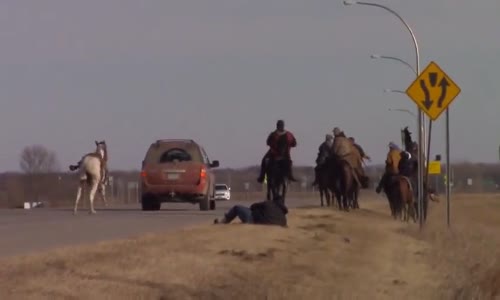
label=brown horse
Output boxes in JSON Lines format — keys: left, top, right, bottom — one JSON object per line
{"left": 396, "top": 176, "right": 417, "bottom": 222}
{"left": 334, "top": 158, "right": 355, "bottom": 211}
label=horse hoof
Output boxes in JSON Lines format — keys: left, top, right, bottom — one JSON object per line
{"left": 89, "top": 210, "right": 97, "bottom": 215}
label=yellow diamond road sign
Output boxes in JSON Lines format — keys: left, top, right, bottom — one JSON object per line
{"left": 406, "top": 61, "right": 461, "bottom": 121}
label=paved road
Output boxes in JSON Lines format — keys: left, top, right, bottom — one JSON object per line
{"left": 0, "top": 198, "right": 317, "bottom": 258}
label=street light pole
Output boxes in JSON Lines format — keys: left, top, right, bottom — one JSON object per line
{"left": 371, "top": 54, "right": 417, "bottom": 75}
{"left": 388, "top": 108, "right": 417, "bottom": 117}
{"left": 385, "top": 89, "right": 407, "bottom": 95}
{"left": 388, "top": 108, "right": 417, "bottom": 147}
{"left": 343, "top": 0, "right": 425, "bottom": 228}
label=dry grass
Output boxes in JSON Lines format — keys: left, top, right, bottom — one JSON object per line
{"left": 1, "top": 193, "right": 500, "bottom": 299}
{"left": 403, "top": 193, "right": 500, "bottom": 299}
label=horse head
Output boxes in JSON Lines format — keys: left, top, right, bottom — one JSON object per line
{"left": 95, "top": 140, "right": 108, "bottom": 161}
{"left": 402, "top": 127, "right": 414, "bottom": 152}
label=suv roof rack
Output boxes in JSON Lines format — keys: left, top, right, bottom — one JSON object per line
{"left": 154, "top": 139, "right": 196, "bottom": 146}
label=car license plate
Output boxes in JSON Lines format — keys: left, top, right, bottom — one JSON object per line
{"left": 167, "top": 173, "right": 180, "bottom": 180}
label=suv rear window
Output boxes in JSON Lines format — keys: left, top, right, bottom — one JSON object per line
{"left": 160, "top": 148, "right": 192, "bottom": 163}
{"left": 143, "top": 142, "right": 203, "bottom": 165}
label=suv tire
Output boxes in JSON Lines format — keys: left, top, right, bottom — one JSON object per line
{"left": 141, "top": 195, "right": 152, "bottom": 211}
{"left": 199, "top": 193, "right": 210, "bottom": 211}
{"left": 152, "top": 201, "right": 161, "bottom": 211}
{"left": 142, "top": 195, "right": 161, "bottom": 211}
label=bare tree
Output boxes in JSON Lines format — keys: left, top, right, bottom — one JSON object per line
{"left": 19, "top": 145, "right": 60, "bottom": 203}
{"left": 20, "top": 145, "right": 60, "bottom": 174}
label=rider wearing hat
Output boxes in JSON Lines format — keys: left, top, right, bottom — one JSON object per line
{"left": 376, "top": 142, "right": 402, "bottom": 194}
{"left": 332, "top": 127, "right": 370, "bottom": 188}
{"left": 312, "top": 134, "right": 334, "bottom": 186}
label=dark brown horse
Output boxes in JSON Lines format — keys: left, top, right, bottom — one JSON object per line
{"left": 333, "top": 158, "right": 355, "bottom": 211}
{"left": 317, "top": 165, "right": 332, "bottom": 207}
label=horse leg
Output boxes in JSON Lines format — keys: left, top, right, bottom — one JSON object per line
{"left": 266, "top": 181, "right": 271, "bottom": 201}
{"left": 343, "top": 193, "right": 349, "bottom": 212}
{"left": 73, "top": 180, "right": 84, "bottom": 215}
{"left": 411, "top": 201, "right": 417, "bottom": 223}
{"left": 354, "top": 190, "right": 360, "bottom": 209}
{"left": 405, "top": 201, "right": 410, "bottom": 223}
{"left": 320, "top": 188, "right": 324, "bottom": 207}
{"left": 99, "top": 183, "right": 108, "bottom": 207}
{"left": 88, "top": 179, "right": 99, "bottom": 214}
{"left": 282, "top": 181, "right": 287, "bottom": 203}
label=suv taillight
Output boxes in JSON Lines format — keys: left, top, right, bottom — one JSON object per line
{"left": 200, "top": 167, "right": 207, "bottom": 180}
{"left": 140, "top": 170, "right": 147, "bottom": 178}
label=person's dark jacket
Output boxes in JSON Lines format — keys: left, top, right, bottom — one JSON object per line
{"left": 316, "top": 141, "right": 331, "bottom": 165}
{"left": 398, "top": 153, "right": 417, "bottom": 177}
{"left": 250, "top": 200, "right": 288, "bottom": 227}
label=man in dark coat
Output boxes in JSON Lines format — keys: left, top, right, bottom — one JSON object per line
{"left": 312, "top": 134, "right": 334, "bottom": 186}
{"left": 213, "top": 197, "right": 288, "bottom": 227}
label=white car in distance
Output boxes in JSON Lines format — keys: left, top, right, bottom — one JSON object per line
{"left": 214, "top": 184, "right": 231, "bottom": 201}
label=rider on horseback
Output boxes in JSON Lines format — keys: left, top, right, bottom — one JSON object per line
{"left": 257, "top": 120, "right": 298, "bottom": 183}
{"left": 348, "top": 137, "right": 371, "bottom": 163}
{"left": 375, "top": 142, "right": 402, "bottom": 194}
{"left": 398, "top": 151, "right": 414, "bottom": 177}
{"left": 331, "top": 127, "right": 370, "bottom": 189}
{"left": 311, "top": 134, "right": 334, "bottom": 187}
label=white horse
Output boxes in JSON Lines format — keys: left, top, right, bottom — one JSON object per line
{"left": 69, "top": 140, "right": 109, "bottom": 214}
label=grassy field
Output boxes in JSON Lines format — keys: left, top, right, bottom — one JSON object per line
{"left": 0, "top": 193, "right": 499, "bottom": 299}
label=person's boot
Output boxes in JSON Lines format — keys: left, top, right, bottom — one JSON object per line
{"left": 355, "top": 167, "right": 369, "bottom": 189}
{"left": 288, "top": 160, "right": 298, "bottom": 182}
{"left": 257, "top": 171, "right": 265, "bottom": 183}
{"left": 312, "top": 167, "right": 319, "bottom": 186}
{"left": 257, "top": 158, "right": 267, "bottom": 183}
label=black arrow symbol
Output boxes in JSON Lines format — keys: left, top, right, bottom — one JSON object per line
{"left": 420, "top": 79, "right": 433, "bottom": 109}
{"left": 437, "top": 77, "right": 450, "bottom": 108}
{"left": 429, "top": 72, "right": 438, "bottom": 87}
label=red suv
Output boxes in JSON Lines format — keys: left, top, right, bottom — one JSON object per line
{"left": 140, "top": 139, "right": 219, "bottom": 211}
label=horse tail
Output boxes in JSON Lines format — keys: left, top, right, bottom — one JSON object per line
{"left": 69, "top": 156, "right": 85, "bottom": 171}
{"left": 69, "top": 160, "right": 81, "bottom": 171}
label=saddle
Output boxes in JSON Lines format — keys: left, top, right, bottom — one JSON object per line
{"left": 398, "top": 175, "right": 413, "bottom": 193}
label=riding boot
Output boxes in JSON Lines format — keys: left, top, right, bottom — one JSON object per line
{"left": 312, "top": 165, "right": 320, "bottom": 186}
{"left": 355, "top": 167, "right": 369, "bottom": 189}
{"left": 257, "top": 156, "right": 268, "bottom": 183}
{"left": 288, "top": 160, "right": 297, "bottom": 182}
{"left": 376, "top": 173, "right": 386, "bottom": 194}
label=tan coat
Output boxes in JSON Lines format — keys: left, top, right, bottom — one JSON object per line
{"left": 386, "top": 149, "right": 402, "bottom": 175}
{"left": 332, "top": 136, "right": 353, "bottom": 158}
{"left": 333, "top": 136, "right": 360, "bottom": 171}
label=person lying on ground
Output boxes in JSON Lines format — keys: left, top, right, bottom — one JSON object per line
{"left": 213, "top": 197, "right": 288, "bottom": 227}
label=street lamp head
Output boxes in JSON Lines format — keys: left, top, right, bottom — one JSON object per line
{"left": 370, "top": 54, "right": 381, "bottom": 59}
{"left": 343, "top": 0, "right": 356, "bottom": 6}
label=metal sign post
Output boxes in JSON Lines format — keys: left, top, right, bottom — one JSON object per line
{"left": 446, "top": 109, "right": 451, "bottom": 227}
{"left": 405, "top": 61, "right": 461, "bottom": 228}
